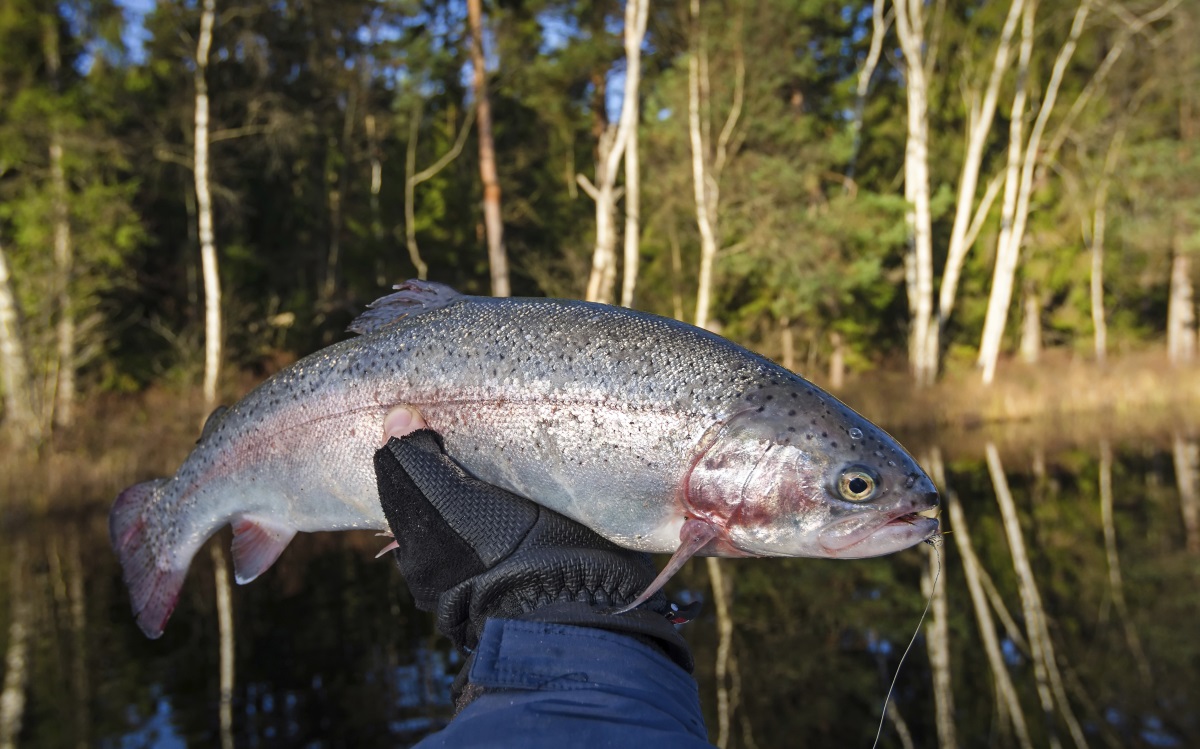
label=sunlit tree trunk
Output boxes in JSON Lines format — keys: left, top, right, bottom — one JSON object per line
{"left": 978, "top": 1, "right": 1035, "bottom": 385}
{"left": 406, "top": 101, "right": 476, "bottom": 281}
{"left": 930, "top": 0, "right": 1026, "bottom": 375}
{"left": 987, "top": 442, "right": 1088, "bottom": 749}
{"left": 1088, "top": 128, "right": 1122, "bottom": 365}
{"left": 0, "top": 236, "right": 40, "bottom": 443}
{"left": 0, "top": 540, "right": 30, "bottom": 749}
{"left": 620, "top": 0, "right": 649, "bottom": 308}
{"left": 828, "top": 331, "right": 845, "bottom": 390}
{"left": 195, "top": 0, "right": 221, "bottom": 407}
{"left": 1020, "top": 286, "right": 1040, "bottom": 364}
{"left": 979, "top": 0, "right": 1093, "bottom": 384}
{"left": 846, "top": 0, "right": 887, "bottom": 185}
{"left": 688, "top": 0, "right": 742, "bottom": 331}
{"left": 41, "top": 13, "right": 75, "bottom": 429}
{"left": 1174, "top": 431, "right": 1199, "bottom": 554}
{"left": 892, "top": 0, "right": 936, "bottom": 386}
{"left": 1167, "top": 247, "right": 1196, "bottom": 365}
{"left": 467, "top": 0, "right": 509, "bottom": 298}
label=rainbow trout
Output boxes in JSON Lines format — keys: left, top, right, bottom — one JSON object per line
{"left": 111, "top": 281, "right": 939, "bottom": 637}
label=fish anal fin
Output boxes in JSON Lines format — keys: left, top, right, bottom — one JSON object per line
{"left": 348, "top": 280, "right": 464, "bottom": 335}
{"left": 230, "top": 515, "right": 297, "bottom": 584}
{"left": 614, "top": 518, "right": 721, "bottom": 615}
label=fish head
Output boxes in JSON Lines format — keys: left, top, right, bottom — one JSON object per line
{"left": 684, "top": 382, "right": 939, "bottom": 559}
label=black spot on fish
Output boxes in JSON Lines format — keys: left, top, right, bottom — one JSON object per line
{"left": 788, "top": 409, "right": 796, "bottom": 416}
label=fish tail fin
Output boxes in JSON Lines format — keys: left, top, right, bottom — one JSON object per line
{"left": 110, "top": 478, "right": 189, "bottom": 639}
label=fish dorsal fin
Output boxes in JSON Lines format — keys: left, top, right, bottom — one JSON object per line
{"left": 348, "top": 280, "right": 464, "bottom": 335}
{"left": 198, "top": 405, "right": 229, "bottom": 443}
{"left": 230, "top": 515, "right": 297, "bottom": 584}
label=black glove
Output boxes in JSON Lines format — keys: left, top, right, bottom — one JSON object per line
{"left": 373, "top": 429, "right": 693, "bottom": 673}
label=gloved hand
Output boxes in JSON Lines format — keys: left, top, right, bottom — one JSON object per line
{"left": 373, "top": 407, "right": 694, "bottom": 674}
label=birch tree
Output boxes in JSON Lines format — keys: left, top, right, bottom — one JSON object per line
{"left": 41, "top": 11, "right": 75, "bottom": 428}
{"left": 891, "top": 0, "right": 936, "bottom": 386}
{"left": 194, "top": 0, "right": 221, "bottom": 408}
{"left": 581, "top": 0, "right": 649, "bottom": 306}
{"left": 406, "top": 100, "right": 476, "bottom": 280}
{"left": 977, "top": 0, "right": 1095, "bottom": 384}
{"left": 468, "top": 0, "right": 509, "bottom": 298}
{"left": 687, "top": 2, "right": 744, "bottom": 743}
{"left": 0, "top": 235, "right": 39, "bottom": 443}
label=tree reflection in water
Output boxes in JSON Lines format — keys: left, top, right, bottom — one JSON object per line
{"left": 1, "top": 423, "right": 1197, "bottom": 748}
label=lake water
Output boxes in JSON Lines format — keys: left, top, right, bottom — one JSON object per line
{"left": 1, "top": 420, "right": 1197, "bottom": 748}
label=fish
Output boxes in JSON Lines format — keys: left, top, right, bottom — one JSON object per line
{"left": 110, "top": 280, "right": 939, "bottom": 638}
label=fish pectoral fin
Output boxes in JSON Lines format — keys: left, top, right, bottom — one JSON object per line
{"left": 347, "top": 280, "right": 464, "bottom": 335}
{"left": 613, "top": 518, "right": 721, "bottom": 615}
{"left": 230, "top": 515, "right": 298, "bottom": 585}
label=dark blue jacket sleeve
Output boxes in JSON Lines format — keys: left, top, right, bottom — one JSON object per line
{"left": 414, "top": 619, "right": 714, "bottom": 748}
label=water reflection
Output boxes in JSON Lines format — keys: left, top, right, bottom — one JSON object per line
{"left": 0, "top": 423, "right": 1197, "bottom": 747}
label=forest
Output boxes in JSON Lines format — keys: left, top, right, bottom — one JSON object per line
{"left": 0, "top": 0, "right": 1196, "bottom": 444}
{"left": 2, "top": 2, "right": 1200, "bottom": 748}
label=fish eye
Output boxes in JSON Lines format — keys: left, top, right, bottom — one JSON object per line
{"left": 837, "top": 467, "right": 878, "bottom": 502}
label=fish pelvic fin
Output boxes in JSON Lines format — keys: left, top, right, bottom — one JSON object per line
{"left": 110, "top": 478, "right": 185, "bottom": 639}
{"left": 348, "top": 280, "right": 464, "bottom": 335}
{"left": 613, "top": 518, "right": 721, "bottom": 615}
{"left": 230, "top": 515, "right": 297, "bottom": 584}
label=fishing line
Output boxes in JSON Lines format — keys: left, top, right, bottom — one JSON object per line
{"left": 869, "top": 535, "right": 942, "bottom": 749}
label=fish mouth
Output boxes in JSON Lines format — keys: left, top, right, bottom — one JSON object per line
{"left": 818, "top": 504, "right": 940, "bottom": 559}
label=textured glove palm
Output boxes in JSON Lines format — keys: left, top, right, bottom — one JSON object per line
{"left": 374, "top": 429, "right": 693, "bottom": 672}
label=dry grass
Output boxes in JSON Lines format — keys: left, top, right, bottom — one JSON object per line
{"left": 837, "top": 349, "right": 1199, "bottom": 432}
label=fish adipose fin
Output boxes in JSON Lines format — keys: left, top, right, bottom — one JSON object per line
{"left": 110, "top": 478, "right": 182, "bottom": 639}
{"left": 614, "top": 518, "right": 721, "bottom": 615}
{"left": 230, "top": 515, "right": 297, "bottom": 584}
{"left": 348, "top": 280, "right": 464, "bottom": 335}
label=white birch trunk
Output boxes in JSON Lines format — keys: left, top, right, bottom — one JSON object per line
{"left": 931, "top": 0, "right": 1027, "bottom": 373}
{"left": 1167, "top": 250, "right": 1196, "bottom": 365}
{"left": 195, "top": 0, "right": 221, "bottom": 408}
{"left": 979, "top": 0, "right": 1094, "bottom": 384}
{"left": 584, "top": 0, "right": 648, "bottom": 305}
{"left": 0, "top": 541, "right": 30, "bottom": 749}
{"left": 987, "top": 443, "right": 1089, "bottom": 749}
{"left": 1020, "top": 287, "right": 1040, "bottom": 364}
{"left": 978, "top": 1, "right": 1036, "bottom": 385}
{"left": 893, "top": 0, "right": 936, "bottom": 386}
{"left": 0, "top": 237, "right": 39, "bottom": 442}
{"left": 42, "top": 14, "right": 75, "bottom": 429}
{"left": 1089, "top": 128, "right": 1122, "bottom": 365}
{"left": 620, "top": 0, "right": 649, "bottom": 308}
{"left": 50, "top": 136, "right": 75, "bottom": 430}
{"left": 468, "top": 0, "right": 509, "bottom": 298}
{"left": 689, "top": 0, "right": 719, "bottom": 331}
{"left": 1172, "top": 431, "right": 1199, "bottom": 554}
{"left": 1089, "top": 206, "right": 1108, "bottom": 365}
